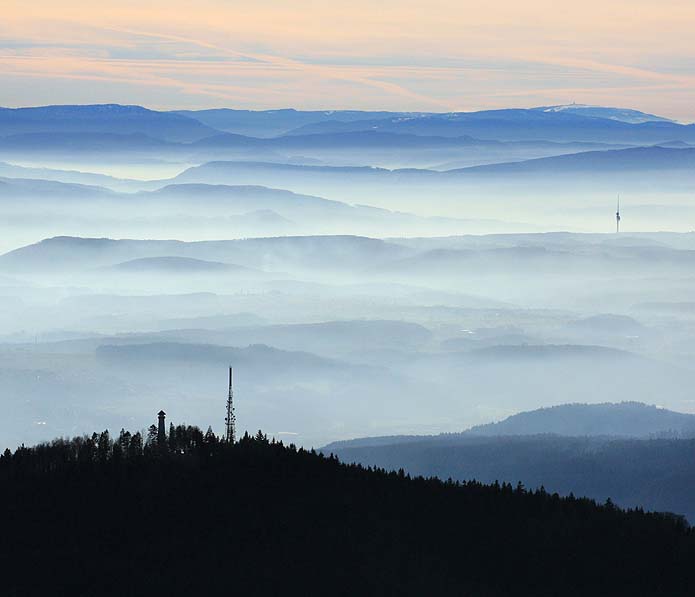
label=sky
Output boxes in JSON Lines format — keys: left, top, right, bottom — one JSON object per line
{"left": 2, "top": 0, "right": 695, "bottom": 121}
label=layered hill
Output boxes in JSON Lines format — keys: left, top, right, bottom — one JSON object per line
{"left": 0, "top": 176, "right": 117, "bottom": 200}
{"left": 172, "top": 107, "right": 418, "bottom": 137}
{"left": 324, "top": 402, "right": 695, "bottom": 521}
{"left": 0, "top": 104, "right": 217, "bottom": 141}
{"left": 285, "top": 108, "right": 695, "bottom": 143}
{"left": 104, "top": 256, "right": 257, "bottom": 275}
{"left": 0, "top": 234, "right": 412, "bottom": 273}
{"left": 6, "top": 233, "right": 695, "bottom": 279}
{"left": 0, "top": 178, "right": 500, "bottom": 237}
{"left": 169, "top": 147, "right": 695, "bottom": 201}
{"left": 466, "top": 402, "right": 695, "bottom": 438}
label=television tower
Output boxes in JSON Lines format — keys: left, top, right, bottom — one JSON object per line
{"left": 225, "top": 367, "right": 236, "bottom": 443}
{"left": 616, "top": 195, "right": 621, "bottom": 233}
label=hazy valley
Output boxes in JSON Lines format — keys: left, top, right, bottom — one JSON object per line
{"left": 3, "top": 101, "right": 695, "bottom": 528}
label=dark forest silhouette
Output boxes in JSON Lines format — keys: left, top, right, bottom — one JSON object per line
{"left": 1, "top": 422, "right": 694, "bottom": 596}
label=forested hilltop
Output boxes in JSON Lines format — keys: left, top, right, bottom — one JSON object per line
{"left": 1, "top": 425, "right": 694, "bottom": 596}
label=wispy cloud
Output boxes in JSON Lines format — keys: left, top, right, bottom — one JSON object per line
{"left": 1, "top": 1, "right": 694, "bottom": 120}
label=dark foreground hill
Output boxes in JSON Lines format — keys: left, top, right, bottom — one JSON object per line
{"left": 1, "top": 427, "right": 694, "bottom": 596}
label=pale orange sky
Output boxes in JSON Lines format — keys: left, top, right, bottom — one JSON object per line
{"left": 2, "top": 0, "right": 695, "bottom": 120}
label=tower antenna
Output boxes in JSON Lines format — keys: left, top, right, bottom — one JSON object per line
{"left": 225, "top": 367, "right": 236, "bottom": 443}
{"left": 616, "top": 195, "right": 621, "bottom": 233}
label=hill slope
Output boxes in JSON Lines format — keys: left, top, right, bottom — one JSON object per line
{"left": 466, "top": 402, "right": 695, "bottom": 437}
{"left": 2, "top": 429, "right": 693, "bottom": 596}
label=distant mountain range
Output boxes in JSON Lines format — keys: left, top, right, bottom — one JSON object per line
{"left": 0, "top": 104, "right": 216, "bottom": 142}
{"left": 2, "top": 103, "right": 694, "bottom": 207}
{"left": 4, "top": 144, "right": 694, "bottom": 208}
{"left": 0, "top": 131, "right": 176, "bottom": 152}
{"left": 5, "top": 233, "right": 695, "bottom": 278}
{"left": 172, "top": 104, "right": 684, "bottom": 141}
{"left": 178, "top": 105, "right": 674, "bottom": 133}
{"left": 284, "top": 109, "right": 695, "bottom": 143}
{"left": 0, "top": 128, "right": 629, "bottom": 172}
{"left": 166, "top": 146, "right": 695, "bottom": 200}
{"left": 533, "top": 105, "right": 674, "bottom": 124}
{"left": 0, "top": 234, "right": 412, "bottom": 273}
{"left": 3, "top": 102, "right": 695, "bottom": 249}
{"left": 171, "top": 108, "right": 420, "bottom": 137}
{"left": 0, "top": 178, "right": 515, "bottom": 238}
{"left": 2, "top": 103, "right": 692, "bottom": 146}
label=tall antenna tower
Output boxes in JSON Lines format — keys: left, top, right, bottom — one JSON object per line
{"left": 225, "top": 367, "right": 236, "bottom": 443}
{"left": 616, "top": 195, "right": 621, "bottom": 233}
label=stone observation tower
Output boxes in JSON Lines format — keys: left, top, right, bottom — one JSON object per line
{"left": 157, "top": 410, "right": 166, "bottom": 444}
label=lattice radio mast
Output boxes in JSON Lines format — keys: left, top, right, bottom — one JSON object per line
{"left": 225, "top": 366, "right": 236, "bottom": 443}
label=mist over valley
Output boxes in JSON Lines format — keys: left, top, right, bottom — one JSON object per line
{"left": 3, "top": 101, "right": 695, "bottom": 534}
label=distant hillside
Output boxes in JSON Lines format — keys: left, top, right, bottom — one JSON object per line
{"left": 0, "top": 104, "right": 218, "bottom": 142}
{"left": 0, "top": 131, "right": 177, "bottom": 152}
{"left": 95, "top": 342, "right": 350, "bottom": 376}
{"left": 324, "top": 401, "right": 695, "bottom": 521}
{"left": 0, "top": 124, "right": 627, "bottom": 172}
{"left": 173, "top": 107, "right": 418, "bottom": 136}
{"left": 389, "top": 231, "right": 695, "bottom": 251}
{"left": 327, "top": 433, "right": 695, "bottom": 522}
{"left": 534, "top": 105, "right": 674, "bottom": 124}
{"left": 170, "top": 160, "right": 430, "bottom": 188}
{"left": 374, "top": 243, "right": 695, "bottom": 278}
{"left": 564, "top": 314, "right": 645, "bottom": 335}
{"left": 153, "top": 320, "right": 433, "bottom": 356}
{"left": 6, "top": 232, "right": 695, "bottom": 280}
{"left": 0, "top": 234, "right": 412, "bottom": 273}
{"left": 0, "top": 178, "right": 500, "bottom": 237}
{"left": 466, "top": 402, "right": 695, "bottom": 438}
{"left": 189, "top": 129, "right": 484, "bottom": 150}
{"left": 285, "top": 108, "right": 695, "bottom": 143}
{"left": 450, "top": 146, "right": 695, "bottom": 176}
{"left": 0, "top": 176, "right": 116, "bottom": 200}
{"left": 0, "top": 162, "right": 133, "bottom": 190}
{"left": 140, "top": 183, "right": 384, "bottom": 222}
{"left": 2, "top": 428, "right": 694, "bottom": 596}
{"left": 169, "top": 147, "right": 695, "bottom": 197}
{"left": 106, "top": 256, "right": 254, "bottom": 274}
{"left": 324, "top": 402, "right": 695, "bottom": 451}
{"left": 138, "top": 183, "right": 488, "bottom": 236}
